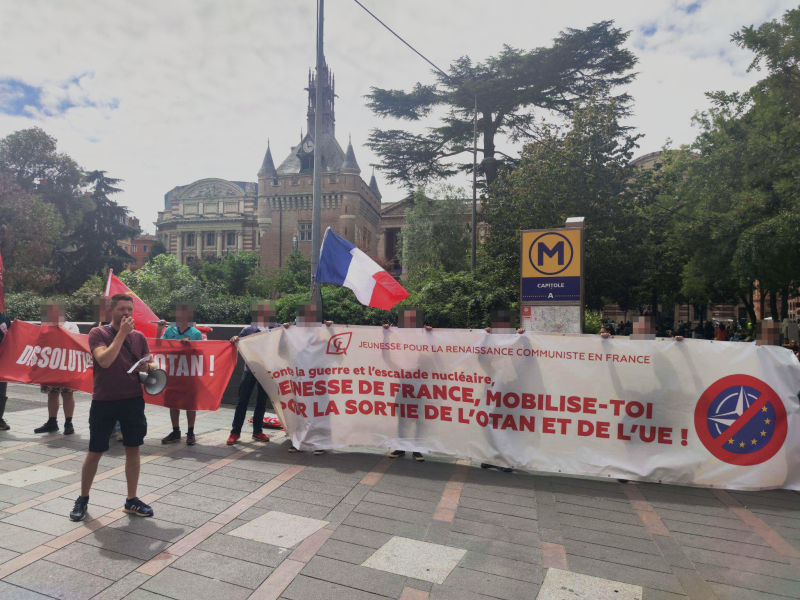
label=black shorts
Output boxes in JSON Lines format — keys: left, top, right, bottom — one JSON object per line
{"left": 89, "top": 397, "right": 147, "bottom": 452}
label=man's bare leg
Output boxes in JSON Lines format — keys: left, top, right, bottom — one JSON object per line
{"left": 124, "top": 445, "right": 140, "bottom": 499}
{"left": 47, "top": 392, "right": 60, "bottom": 418}
{"left": 62, "top": 392, "right": 75, "bottom": 418}
{"left": 81, "top": 451, "right": 103, "bottom": 497}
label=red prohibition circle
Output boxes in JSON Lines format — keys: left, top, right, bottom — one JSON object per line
{"left": 694, "top": 374, "right": 787, "bottom": 466}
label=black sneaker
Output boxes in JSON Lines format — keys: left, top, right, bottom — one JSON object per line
{"left": 413, "top": 452, "right": 425, "bottom": 462}
{"left": 389, "top": 450, "right": 405, "bottom": 458}
{"left": 186, "top": 432, "right": 196, "bottom": 446}
{"left": 0, "top": 418, "right": 9, "bottom": 431}
{"left": 313, "top": 449, "right": 325, "bottom": 455}
{"left": 124, "top": 497, "right": 154, "bottom": 517}
{"left": 63, "top": 422, "right": 74, "bottom": 435}
{"left": 161, "top": 430, "right": 181, "bottom": 444}
{"left": 288, "top": 445, "right": 298, "bottom": 453}
{"left": 69, "top": 496, "right": 89, "bottom": 521}
{"left": 34, "top": 420, "right": 59, "bottom": 434}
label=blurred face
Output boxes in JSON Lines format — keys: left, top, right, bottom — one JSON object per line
{"left": 298, "top": 301, "right": 321, "bottom": 326}
{"left": 42, "top": 301, "right": 65, "bottom": 326}
{"left": 490, "top": 309, "right": 512, "bottom": 333}
{"left": 252, "top": 301, "right": 276, "bottom": 327}
{"left": 631, "top": 316, "right": 656, "bottom": 340}
{"left": 111, "top": 299, "right": 134, "bottom": 325}
{"left": 399, "top": 309, "right": 423, "bottom": 329}
{"left": 93, "top": 297, "right": 112, "bottom": 324}
{"left": 171, "top": 304, "right": 194, "bottom": 329}
{"left": 756, "top": 321, "right": 782, "bottom": 346}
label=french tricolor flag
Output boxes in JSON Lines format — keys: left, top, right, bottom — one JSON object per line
{"left": 315, "top": 228, "right": 409, "bottom": 310}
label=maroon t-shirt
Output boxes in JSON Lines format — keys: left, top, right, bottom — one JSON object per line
{"left": 88, "top": 325, "right": 151, "bottom": 401}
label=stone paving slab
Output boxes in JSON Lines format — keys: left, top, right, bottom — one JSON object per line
{"left": 1, "top": 385, "right": 800, "bottom": 600}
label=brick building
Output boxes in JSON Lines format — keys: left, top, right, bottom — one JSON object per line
{"left": 154, "top": 61, "right": 382, "bottom": 269}
{"left": 256, "top": 62, "right": 381, "bottom": 269}
{"left": 117, "top": 215, "right": 157, "bottom": 271}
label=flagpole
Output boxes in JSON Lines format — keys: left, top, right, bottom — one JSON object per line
{"left": 104, "top": 269, "right": 113, "bottom": 297}
{"left": 310, "top": 0, "right": 324, "bottom": 302}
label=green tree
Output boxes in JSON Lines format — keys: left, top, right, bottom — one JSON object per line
{"left": 221, "top": 251, "right": 260, "bottom": 296}
{"left": 482, "top": 97, "right": 641, "bottom": 311}
{"left": 58, "top": 171, "right": 137, "bottom": 291}
{"left": 0, "top": 173, "right": 64, "bottom": 292}
{"left": 366, "top": 22, "right": 636, "bottom": 188}
{"left": 148, "top": 239, "right": 167, "bottom": 262}
{"left": 402, "top": 186, "right": 470, "bottom": 282}
{"left": 679, "top": 7, "right": 800, "bottom": 323}
{"left": 0, "top": 127, "right": 88, "bottom": 232}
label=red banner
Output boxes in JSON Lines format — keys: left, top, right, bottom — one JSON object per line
{"left": 0, "top": 320, "right": 237, "bottom": 410}
{"left": 105, "top": 271, "right": 159, "bottom": 338}
{"left": 146, "top": 338, "right": 238, "bottom": 410}
{"left": 0, "top": 321, "right": 92, "bottom": 391}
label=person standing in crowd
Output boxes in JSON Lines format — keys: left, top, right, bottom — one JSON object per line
{"left": 481, "top": 308, "right": 525, "bottom": 473}
{"left": 156, "top": 303, "right": 203, "bottom": 446}
{"left": 384, "top": 307, "right": 433, "bottom": 462}
{"left": 283, "top": 300, "right": 332, "bottom": 454}
{"left": 70, "top": 293, "right": 157, "bottom": 521}
{"left": 227, "top": 300, "right": 277, "bottom": 445}
{"left": 0, "top": 308, "right": 11, "bottom": 430}
{"left": 34, "top": 301, "right": 80, "bottom": 435}
{"left": 715, "top": 322, "right": 727, "bottom": 341}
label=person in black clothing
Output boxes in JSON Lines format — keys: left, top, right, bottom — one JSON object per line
{"left": 227, "top": 301, "right": 277, "bottom": 445}
{"left": 0, "top": 310, "right": 11, "bottom": 430}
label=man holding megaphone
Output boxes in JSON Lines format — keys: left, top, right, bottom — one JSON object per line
{"left": 69, "top": 293, "right": 159, "bottom": 522}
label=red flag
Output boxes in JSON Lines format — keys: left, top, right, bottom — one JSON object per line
{"left": 0, "top": 252, "right": 6, "bottom": 312}
{"left": 105, "top": 270, "right": 159, "bottom": 338}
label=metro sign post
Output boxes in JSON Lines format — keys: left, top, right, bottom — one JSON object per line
{"left": 520, "top": 217, "right": 585, "bottom": 333}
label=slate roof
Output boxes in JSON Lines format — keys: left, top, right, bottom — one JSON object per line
{"left": 276, "top": 132, "right": 346, "bottom": 175}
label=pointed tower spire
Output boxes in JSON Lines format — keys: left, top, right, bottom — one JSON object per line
{"left": 258, "top": 139, "right": 277, "bottom": 178}
{"left": 368, "top": 167, "right": 382, "bottom": 200}
{"left": 341, "top": 135, "right": 361, "bottom": 174}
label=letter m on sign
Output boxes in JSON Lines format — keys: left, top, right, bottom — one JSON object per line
{"left": 538, "top": 241, "right": 564, "bottom": 266}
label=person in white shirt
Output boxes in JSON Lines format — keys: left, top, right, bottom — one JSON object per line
{"left": 34, "top": 301, "right": 80, "bottom": 435}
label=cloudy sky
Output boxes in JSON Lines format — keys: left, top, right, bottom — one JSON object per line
{"left": 0, "top": 0, "right": 793, "bottom": 233}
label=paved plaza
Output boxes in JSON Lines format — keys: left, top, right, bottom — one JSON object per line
{"left": 0, "top": 384, "right": 799, "bottom": 600}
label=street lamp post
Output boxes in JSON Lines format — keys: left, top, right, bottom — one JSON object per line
{"left": 310, "top": 0, "right": 324, "bottom": 301}
{"left": 471, "top": 95, "right": 477, "bottom": 271}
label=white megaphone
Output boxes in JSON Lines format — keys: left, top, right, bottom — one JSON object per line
{"left": 139, "top": 369, "right": 168, "bottom": 395}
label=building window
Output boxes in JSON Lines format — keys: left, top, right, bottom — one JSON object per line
{"left": 257, "top": 232, "right": 261, "bottom": 245}
{"left": 299, "top": 221, "right": 312, "bottom": 241}
{"left": 206, "top": 233, "right": 215, "bottom": 247}
{"left": 186, "top": 233, "right": 195, "bottom": 247}
{"left": 143, "top": 245, "right": 148, "bottom": 253}
{"left": 132, "top": 245, "right": 137, "bottom": 252}
{"left": 227, "top": 232, "right": 235, "bottom": 246}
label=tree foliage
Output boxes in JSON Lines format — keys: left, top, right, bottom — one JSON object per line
{"left": 59, "top": 170, "right": 137, "bottom": 289}
{"left": 483, "top": 97, "right": 641, "bottom": 311}
{"left": 0, "top": 173, "right": 64, "bottom": 292}
{"left": 366, "top": 21, "right": 636, "bottom": 189}
{"left": 402, "top": 186, "right": 470, "bottom": 283}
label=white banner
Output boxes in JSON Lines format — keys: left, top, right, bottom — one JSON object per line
{"left": 237, "top": 325, "right": 800, "bottom": 490}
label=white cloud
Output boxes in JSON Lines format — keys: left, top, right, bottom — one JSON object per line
{"left": 0, "top": 0, "right": 793, "bottom": 233}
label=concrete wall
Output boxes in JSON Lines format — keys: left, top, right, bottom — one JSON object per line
{"left": 76, "top": 323, "right": 247, "bottom": 406}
